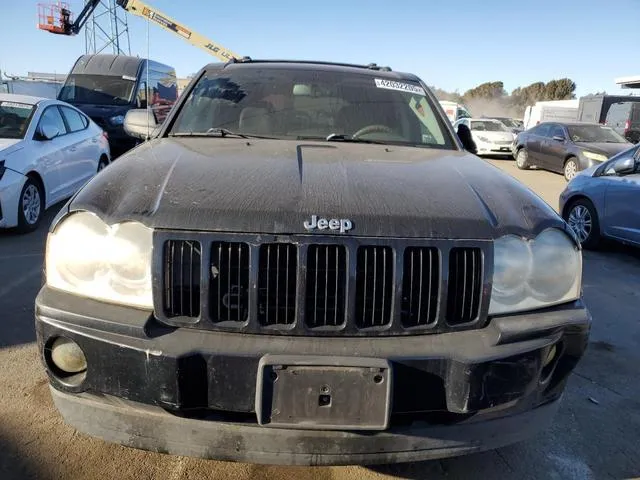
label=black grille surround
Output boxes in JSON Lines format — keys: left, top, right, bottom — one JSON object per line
{"left": 153, "top": 232, "right": 493, "bottom": 337}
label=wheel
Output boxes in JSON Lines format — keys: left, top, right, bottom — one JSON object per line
{"left": 565, "top": 198, "right": 601, "bottom": 249}
{"left": 515, "top": 148, "right": 530, "bottom": 169}
{"left": 16, "top": 177, "right": 44, "bottom": 233}
{"left": 564, "top": 157, "right": 579, "bottom": 182}
{"left": 97, "top": 156, "right": 109, "bottom": 172}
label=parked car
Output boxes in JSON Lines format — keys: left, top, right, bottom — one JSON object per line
{"left": 453, "top": 117, "right": 515, "bottom": 157}
{"left": 604, "top": 100, "right": 640, "bottom": 144}
{"left": 36, "top": 59, "right": 589, "bottom": 466}
{"left": 513, "top": 122, "right": 633, "bottom": 181}
{"left": 560, "top": 142, "right": 640, "bottom": 248}
{"left": 0, "top": 93, "right": 110, "bottom": 232}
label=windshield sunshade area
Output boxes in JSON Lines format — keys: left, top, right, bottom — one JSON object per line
{"left": 471, "top": 120, "right": 508, "bottom": 132}
{"left": 0, "top": 101, "right": 35, "bottom": 139}
{"left": 59, "top": 74, "right": 136, "bottom": 106}
{"left": 568, "top": 125, "right": 628, "bottom": 143}
{"left": 169, "top": 68, "right": 456, "bottom": 149}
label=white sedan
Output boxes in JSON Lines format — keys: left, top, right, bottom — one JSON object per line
{"left": 0, "top": 94, "right": 110, "bottom": 232}
{"left": 453, "top": 118, "right": 516, "bottom": 158}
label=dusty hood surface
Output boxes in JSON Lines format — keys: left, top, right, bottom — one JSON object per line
{"left": 69, "top": 138, "right": 563, "bottom": 239}
{"left": 575, "top": 142, "right": 632, "bottom": 158}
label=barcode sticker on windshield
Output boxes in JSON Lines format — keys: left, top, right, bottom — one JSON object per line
{"left": 0, "top": 101, "right": 31, "bottom": 109}
{"left": 375, "top": 79, "right": 426, "bottom": 96}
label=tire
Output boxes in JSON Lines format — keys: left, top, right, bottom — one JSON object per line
{"left": 97, "top": 156, "right": 109, "bottom": 172}
{"left": 16, "top": 177, "right": 44, "bottom": 233}
{"left": 564, "top": 198, "right": 601, "bottom": 249}
{"left": 564, "top": 157, "right": 579, "bottom": 182}
{"left": 515, "top": 148, "right": 530, "bottom": 169}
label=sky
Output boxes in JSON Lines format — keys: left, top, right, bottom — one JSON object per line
{"left": 1, "top": 0, "right": 638, "bottom": 97}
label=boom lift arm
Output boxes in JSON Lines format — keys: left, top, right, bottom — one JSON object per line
{"left": 37, "top": 0, "right": 240, "bottom": 62}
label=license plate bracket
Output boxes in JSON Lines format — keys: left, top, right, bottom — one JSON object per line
{"left": 255, "top": 355, "right": 392, "bottom": 430}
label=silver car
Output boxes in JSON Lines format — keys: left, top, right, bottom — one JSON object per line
{"left": 559, "top": 142, "right": 640, "bottom": 248}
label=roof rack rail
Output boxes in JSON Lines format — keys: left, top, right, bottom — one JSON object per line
{"left": 220, "top": 58, "right": 393, "bottom": 71}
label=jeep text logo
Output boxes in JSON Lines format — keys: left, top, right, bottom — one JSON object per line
{"left": 303, "top": 215, "right": 353, "bottom": 233}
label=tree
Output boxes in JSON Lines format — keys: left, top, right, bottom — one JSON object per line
{"left": 463, "top": 81, "right": 506, "bottom": 100}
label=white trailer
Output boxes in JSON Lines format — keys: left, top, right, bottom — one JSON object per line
{"left": 523, "top": 99, "right": 579, "bottom": 130}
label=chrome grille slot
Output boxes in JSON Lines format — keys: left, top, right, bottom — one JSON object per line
{"left": 209, "top": 242, "right": 250, "bottom": 323}
{"left": 305, "top": 244, "right": 347, "bottom": 328}
{"left": 163, "top": 240, "right": 201, "bottom": 318}
{"left": 258, "top": 243, "right": 297, "bottom": 326}
{"left": 447, "top": 247, "right": 482, "bottom": 324}
{"left": 401, "top": 247, "right": 439, "bottom": 327}
{"left": 355, "top": 246, "right": 393, "bottom": 328}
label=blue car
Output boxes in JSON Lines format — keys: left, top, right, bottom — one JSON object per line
{"left": 560, "top": 142, "right": 640, "bottom": 248}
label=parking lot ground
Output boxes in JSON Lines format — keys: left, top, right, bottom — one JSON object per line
{"left": 1, "top": 160, "right": 639, "bottom": 480}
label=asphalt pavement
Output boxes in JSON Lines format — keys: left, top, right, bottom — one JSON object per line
{"left": 0, "top": 159, "right": 639, "bottom": 480}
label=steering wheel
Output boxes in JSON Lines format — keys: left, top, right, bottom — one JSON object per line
{"left": 352, "top": 124, "right": 393, "bottom": 139}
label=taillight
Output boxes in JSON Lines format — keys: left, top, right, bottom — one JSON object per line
{"left": 102, "top": 131, "right": 109, "bottom": 140}
{"left": 624, "top": 120, "right": 630, "bottom": 132}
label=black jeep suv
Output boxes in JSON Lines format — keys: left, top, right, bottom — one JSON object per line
{"left": 36, "top": 59, "right": 590, "bottom": 466}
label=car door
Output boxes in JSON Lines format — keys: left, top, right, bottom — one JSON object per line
{"left": 59, "top": 105, "right": 98, "bottom": 191}
{"left": 539, "top": 124, "right": 569, "bottom": 173}
{"left": 31, "top": 105, "right": 70, "bottom": 204}
{"left": 525, "top": 123, "right": 551, "bottom": 165}
{"left": 602, "top": 146, "right": 640, "bottom": 245}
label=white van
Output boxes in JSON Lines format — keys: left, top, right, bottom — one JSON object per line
{"left": 439, "top": 100, "right": 472, "bottom": 123}
{"left": 523, "top": 99, "right": 579, "bottom": 130}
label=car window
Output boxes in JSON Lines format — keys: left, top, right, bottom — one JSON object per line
{"left": 567, "top": 124, "right": 628, "bottom": 143}
{"left": 549, "top": 125, "right": 565, "bottom": 138}
{"left": 37, "top": 106, "right": 67, "bottom": 137}
{"left": 0, "top": 100, "right": 35, "bottom": 139}
{"left": 470, "top": 120, "right": 507, "bottom": 132}
{"left": 533, "top": 124, "right": 551, "bottom": 137}
{"left": 170, "top": 68, "right": 455, "bottom": 149}
{"left": 60, "top": 106, "right": 88, "bottom": 133}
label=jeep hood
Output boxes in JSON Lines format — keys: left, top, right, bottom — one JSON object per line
{"left": 69, "top": 138, "right": 563, "bottom": 239}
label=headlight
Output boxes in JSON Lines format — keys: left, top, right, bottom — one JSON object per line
{"left": 109, "top": 115, "right": 125, "bottom": 126}
{"left": 45, "top": 211, "right": 153, "bottom": 309}
{"left": 582, "top": 151, "right": 607, "bottom": 162}
{"left": 489, "top": 229, "right": 581, "bottom": 315}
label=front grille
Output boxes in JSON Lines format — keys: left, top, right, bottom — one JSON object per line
{"left": 258, "top": 243, "right": 297, "bottom": 326}
{"left": 355, "top": 246, "right": 393, "bottom": 328}
{"left": 305, "top": 245, "right": 347, "bottom": 328}
{"left": 163, "top": 240, "right": 201, "bottom": 318}
{"left": 155, "top": 234, "right": 489, "bottom": 336}
{"left": 401, "top": 247, "right": 439, "bottom": 327}
{"left": 447, "top": 248, "right": 483, "bottom": 324}
{"left": 209, "top": 242, "right": 250, "bottom": 323}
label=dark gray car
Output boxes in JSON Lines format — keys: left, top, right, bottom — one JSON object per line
{"left": 34, "top": 59, "right": 590, "bottom": 466}
{"left": 560, "top": 142, "right": 640, "bottom": 248}
{"left": 513, "top": 121, "right": 633, "bottom": 181}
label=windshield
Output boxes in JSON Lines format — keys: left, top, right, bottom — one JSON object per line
{"left": 567, "top": 124, "right": 628, "bottom": 143}
{"left": 495, "top": 118, "right": 517, "bottom": 128}
{"left": 169, "top": 68, "right": 455, "bottom": 149}
{"left": 0, "top": 101, "right": 35, "bottom": 139}
{"left": 59, "top": 74, "right": 136, "bottom": 106}
{"left": 470, "top": 120, "right": 508, "bottom": 132}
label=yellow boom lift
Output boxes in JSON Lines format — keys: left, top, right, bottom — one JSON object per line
{"left": 37, "top": 0, "right": 240, "bottom": 62}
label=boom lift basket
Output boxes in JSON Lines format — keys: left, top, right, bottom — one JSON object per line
{"left": 37, "top": 2, "right": 74, "bottom": 35}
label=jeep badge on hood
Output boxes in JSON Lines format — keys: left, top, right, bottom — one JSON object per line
{"left": 304, "top": 215, "right": 353, "bottom": 233}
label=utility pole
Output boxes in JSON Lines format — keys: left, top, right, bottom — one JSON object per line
{"left": 83, "top": 0, "right": 131, "bottom": 55}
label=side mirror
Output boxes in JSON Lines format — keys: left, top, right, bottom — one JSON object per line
{"left": 123, "top": 109, "right": 158, "bottom": 140}
{"left": 552, "top": 135, "right": 565, "bottom": 142}
{"left": 456, "top": 123, "right": 477, "bottom": 154}
{"left": 38, "top": 124, "right": 60, "bottom": 141}
{"left": 612, "top": 157, "right": 635, "bottom": 175}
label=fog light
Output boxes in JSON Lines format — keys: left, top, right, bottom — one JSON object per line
{"left": 50, "top": 337, "right": 87, "bottom": 374}
{"left": 543, "top": 344, "right": 557, "bottom": 368}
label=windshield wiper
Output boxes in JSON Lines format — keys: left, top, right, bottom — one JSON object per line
{"left": 169, "top": 128, "right": 277, "bottom": 139}
{"left": 295, "top": 133, "right": 387, "bottom": 145}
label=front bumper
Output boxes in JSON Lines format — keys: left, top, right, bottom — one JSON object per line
{"left": 0, "top": 168, "right": 25, "bottom": 228}
{"left": 476, "top": 142, "right": 514, "bottom": 156}
{"left": 35, "top": 286, "right": 590, "bottom": 465}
